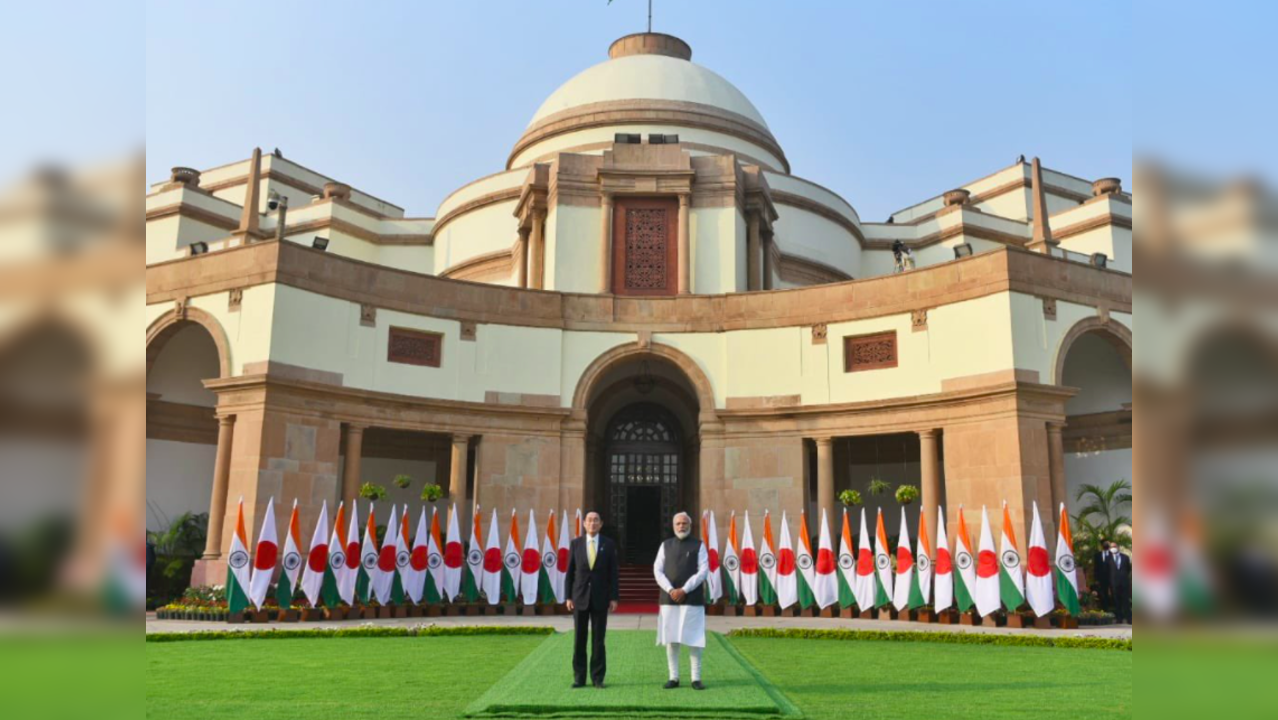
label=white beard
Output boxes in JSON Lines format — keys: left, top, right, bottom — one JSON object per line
{"left": 675, "top": 530, "right": 691, "bottom": 540}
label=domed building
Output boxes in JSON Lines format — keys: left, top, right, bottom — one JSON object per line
{"left": 145, "top": 34, "right": 1132, "bottom": 584}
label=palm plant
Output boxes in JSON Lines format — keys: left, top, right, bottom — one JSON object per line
{"left": 1072, "top": 480, "right": 1133, "bottom": 563}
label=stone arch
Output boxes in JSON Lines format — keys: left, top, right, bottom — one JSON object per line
{"left": 145, "top": 306, "right": 231, "bottom": 380}
{"left": 1053, "top": 317, "right": 1132, "bottom": 387}
{"left": 571, "top": 341, "right": 718, "bottom": 421}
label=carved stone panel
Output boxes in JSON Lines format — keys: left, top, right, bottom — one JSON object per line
{"left": 843, "top": 331, "right": 898, "bottom": 373}
{"left": 1042, "top": 297, "right": 1058, "bottom": 321}
{"left": 360, "top": 304, "right": 377, "bottom": 327}
{"left": 912, "top": 309, "right": 928, "bottom": 332}
{"left": 812, "top": 324, "right": 828, "bottom": 345}
{"left": 387, "top": 327, "right": 443, "bottom": 368}
{"left": 612, "top": 197, "right": 679, "bottom": 296}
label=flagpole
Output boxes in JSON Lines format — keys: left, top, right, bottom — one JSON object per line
{"left": 648, "top": 0, "right": 652, "bottom": 33}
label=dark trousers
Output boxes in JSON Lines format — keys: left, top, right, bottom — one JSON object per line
{"left": 1113, "top": 587, "right": 1132, "bottom": 624}
{"left": 573, "top": 605, "right": 609, "bottom": 684}
{"left": 1096, "top": 583, "right": 1113, "bottom": 613}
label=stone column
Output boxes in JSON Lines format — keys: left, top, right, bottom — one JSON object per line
{"left": 762, "top": 228, "right": 774, "bottom": 291}
{"left": 678, "top": 193, "right": 691, "bottom": 294}
{"left": 815, "top": 437, "right": 835, "bottom": 516}
{"left": 516, "top": 227, "right": 530, "bottom": 289}
{"left": 600, "top": 194, "right": 613, "bottom": 294}
{"left": 746, "top": 211, "right": 762, "bottom": 291}
{"left": 1047, "top": 422, "right": 1067, "bottom": 515}
{"left": 530, "top": 209, "right": 546, "bottom": 290}
{"left": 341, "top": 424, "right": 365, "bottom": 504}
{"left": 202, "top": 415, "right": 236, "bottom": 559}
{"left": 919, "top": 429, "right": 941, "bottom": 519}
{"left": 449, "top": 434, "right": 470, "bottom": 502}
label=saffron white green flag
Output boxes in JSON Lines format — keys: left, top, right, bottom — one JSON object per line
{"left": 425, "top": 507, "right": 444, "bottom": 604}
{"left": 873, "top": 509, "right": 894, "bottom": 608}
{"left": 463, "top": 505, "right": 484, "bottom": 603}
{"left": 501, "top": 510, "right": 521, "bottom": 604}
{"left": 892, "top": 506, "right": 915, "bottom": 612}
{"left": 739, "top": 512, "right": 759, "bottom": 606}
{"left": 721, "top": 512, "right": 741, "bottom": 605}
{"left": 300, "top": 500, "right": 329, "bottom": 608}
{"left": 759, "top": 511, "right": 779, "bottom": 606}
{"left": 974, "top": 506, "right": 1002, "bottom": 617}
{"left": 443, "top": 504, "right": 464, "bottom": 601}
{"left": 775, "top": 512, "right": 798, "bottom": 609}
{"left": 853, "top": 509, "right": 877, "bottom": 610}
{"left": 812, "top": 509, "right": 839, "bottom": 609}
{"left": 247, "top": 496, "right": 278, "bottom": 611}
{"left": 1055, "top": 503, "right": 1080, "bottom": 615}
{"left": 1000, "top": 502, "right": 1026, "bottom": 611}
{"left": 372, "top": 505, "right": 399, "bottom": 605}
{"left": 482, "top": 508, "right": 502, "bottom": 604}
{"left": 356, "top": 505, "right": 378, "bottom": 604}
{"left": 225, "top": 497, "right": 252, "bottom": 614}
{"left": 520, "top": 510, "right": 541, "bottom": 605}
{"left": 837, "top": 509, "right": 857, "bottom": 609}
{"left": 795, "top": 512, "right": 816, "bottom": 610}
{"left": 954, "top": 505, "right": 978, "bottom": 613}
{"left": 555, "top": 510, "right": 571, "bottom": 603}
{"left": 914, "top": 506, "right": 932, "bottom": 610}
{"left": 538, "top": 510, "right": 558, "bottom": 605}
{"left": 933, "top": 507, "right": 954, "bottom": 613}
{"left": 701, "top": 511, "right": 723, "bottom": 604}
{"left": 1025, "top": 502, "right": 1055, "bottom": 617}
{"left": 276, "top": 500, "right": 303, "bottom": 608}
{"left": 405, "top": 507, "right": 429, "bottom": 604}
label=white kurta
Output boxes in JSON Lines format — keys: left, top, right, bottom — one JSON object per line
{"left": 653, "top": 540, "right": 710, "bottom": 648}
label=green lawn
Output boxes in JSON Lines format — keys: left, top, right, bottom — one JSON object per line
{"left": 145, "top": 631, "right": 1131, "bottom": 719}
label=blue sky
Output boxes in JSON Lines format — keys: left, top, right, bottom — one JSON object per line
{"left": 138, "top": 1, "right": 1137, "bottom": 220}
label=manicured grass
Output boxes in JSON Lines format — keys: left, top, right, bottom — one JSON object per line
{"left": 728, "top": 634, "right": 1132, "bottom": 720}
{"left": 464, "top": 631, "right": 799, "bottom": 718}
{"left": 146, "top": 635, "right": 547, "bottom": 719}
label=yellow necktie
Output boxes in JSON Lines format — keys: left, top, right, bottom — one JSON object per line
{"left": 588, "top": 538, "right": 597, "bottom": 570}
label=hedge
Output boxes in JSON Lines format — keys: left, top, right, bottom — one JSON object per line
{"left": 146, "top": 625, "right": 556, "bottom": 643}
{"left": 727, "top": 627, "right": 1131, "bottom": 652}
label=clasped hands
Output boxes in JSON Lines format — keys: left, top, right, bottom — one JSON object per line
{"left": 669, "top": 588, "right": 687, "bottom": 603}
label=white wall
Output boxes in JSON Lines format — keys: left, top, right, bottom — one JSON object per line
{"left": 1064, "top": 448, "right": 1132, "bottom": 507}
{"left": 146, "top": 439, "right": 216, "bottom": 531}
{"left": 1062, "top": 333, "right": 1132, "bottom": 415}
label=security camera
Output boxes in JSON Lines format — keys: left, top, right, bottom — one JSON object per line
{"left": 267, "top": 190, "right": 282, "bottom": 211}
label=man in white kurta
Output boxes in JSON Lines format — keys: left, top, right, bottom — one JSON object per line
{"left": 653, "top": 512, "right": 710, "bottom": 690}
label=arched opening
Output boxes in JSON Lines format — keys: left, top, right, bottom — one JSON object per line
{"left": 1059, "top": 325, "right": 1133, "bottom": 506}
{"left": 582, "top": 352, "right": 703, "bottom": 564}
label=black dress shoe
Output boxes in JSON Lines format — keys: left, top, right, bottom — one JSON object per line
{"left": 663, "top": 680, "right": 680, "bottom": 690}
{"left": 593, "top": 682, "right": 606, "bottom": 689}
{"left": 691, "top": 681, "right": 706, "bottom": 691}
{"left": 572, "top": 681, "right": 586, "bottom": 689}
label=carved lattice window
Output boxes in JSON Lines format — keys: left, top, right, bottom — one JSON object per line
{"left": 388, "top": 327, "right": 443, "bottom": 368}
{"left": 624, "top": 208, "right": 669, "bottom": 290}
{"left": 843, "top": 331, "right": 898, "bottom": 372}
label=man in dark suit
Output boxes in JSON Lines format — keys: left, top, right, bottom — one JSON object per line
{"left": 1108, "top": 545, "right": 1133, "bottom": 624}
{"left": 1092, "top": 540, "right": 1113, "bottom": 612}
{"left": 564, "top": 511, "right": 619, "bottom": 689}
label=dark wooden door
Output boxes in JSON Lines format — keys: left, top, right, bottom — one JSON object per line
{"left": 625, "top": 486, "right": 663, "bottom": 563}
{"left": 612, "top": 197, "right": 679, "bottom": 296}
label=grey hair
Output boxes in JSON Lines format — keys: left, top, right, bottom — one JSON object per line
{"left": 672, "top": 512, "right": 693, "bottom": 524}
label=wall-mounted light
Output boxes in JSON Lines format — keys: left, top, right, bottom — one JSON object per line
{"left": 953, "top": 243, "right": 974, "bottom": 259}
{"left": 313, "top": 236, "right": 330, "bottom": 251}
{"left": 1090, "top": 252, "right": 1108, "bottom": 269}
{"left": 189, "top": 241, "right": 209, "bottom": 256}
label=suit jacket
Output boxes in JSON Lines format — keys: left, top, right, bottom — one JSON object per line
{"left": 1108, "top": 552, "right": 1133, "bottom": 592}
{"left": 1092, "top": 551, "right": 1112, "bottom": 588}
{"left": 564, "top": 534, "right": 620, "bottom": 611}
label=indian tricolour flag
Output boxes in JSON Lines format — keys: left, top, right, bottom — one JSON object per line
{"left": 701, "top": 511, "right": 722, "bottom": 604}
{"left": 405, "top": 508, "right": 429, "bottom": 604}
{"left": 443, "top": 504, "right": 464, "bottom": 602}
{"left": 794, "top": 512, "right": 816, "bottom": 610}
{"left": 1025, "top": 502, "right": 1055, "bottom": 617}
{"left": 372, "top": 505, "right": 399, "bottom": 605}
{"left": 248, "top": 496, "right": 278, "bottom": 611}
{"left": 521, "top": 510, "right": 541, "bottom": 606}
{"left": 1000, "top": 502, "right": 1026, "bottom": 611}
{"left": 501, "top": 510, "right": 521, "bottom": 604}
{"left": 933, "top": 506, "right": 954, "bottom": 613}
{"left": 393, "top": 508, "right": 410, "bottom": 605}
{"left": 837, "top": 509, "right": 857, "bottom": 610}
{"left": 463, "top": 505, "right": 483, "bottom": 603}
{"left": 275, "top": 500, "right": 303, "bottom": 608}
{"left": 775, "top": 512, "right": 798, "bottom": 609}
{"left": 892, "top": 506, "right": 915, "bottom": 612}
{"left": 954, "top": 505, "right": 977, "bottom": 614}
{"left": 574, "top": 509, "right": 582, "bottom": 540}
{"left": 853, "top": 509, "right": 877, "bottom": 611}
{"left": 225, "top": 497, "right": 251, "bottom": 615}
{"left": 721, "top": 512, "right": 741, "bottom": 605}
{"left": 482, "top": 509, "right": 503, "bottom": 604}
{"left": 812, "top": 509, "right": 839, "bottom": 610}
{"left": 973, "top": 506, "right": 1002, "bottom": 617}
{"left": 300, "top": 501, "right": 329, "bottom": 608}
{"left": 425, "top": 507, "right": 445, "bottom": 604}
{"left": 739, "top": 512, "right": 759, "bottom": 606}
{"left": 322, "top": 502, "right": 349, "bottom": 607}
{"left": 356, "top": 504, "right": 379, "bottom": 604}
{"left": 759, "top": 511, "right": 779, "bottom": 606}
{"left": 1054, "top": 503, "right": 1080, "bottom": 616}
{"left": 914, "top": 505, "right": 932, "bottom": 611}
{"left": 873, "top": 509, "right": 894, "bottom": 608}
{"left": 555, "top": 510, "right": 571, "bottom": 603}
{"left": 538, "top": 510, "right": 558, "bottom": 605}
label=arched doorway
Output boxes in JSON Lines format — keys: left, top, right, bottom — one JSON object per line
{"left": 604, "top": 403, "right": 684, "bottom": 563}
{"left": 1057, "top": 321, "right": 1133, "bottom": 506}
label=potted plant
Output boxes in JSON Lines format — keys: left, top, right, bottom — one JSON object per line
{"left": 393, "top": 474, "right": 413, "bottom": 490}
{"left": 868, "top": 478, "right": 893, "bottom": 498}
{"left": 359, "top": 483, "right": 388, "bottom": 502}
{"left": 895, "top": 485, "right": 920, "bottom": 506}
{"left": 421, "top": 484, "right": 444, "bottom": 503}
{"left": 839, "top": 490, "right": 863, "bottom": 508}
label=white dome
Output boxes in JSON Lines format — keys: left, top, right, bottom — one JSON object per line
{"left": 527, "top": 54, "right": 770, "bottom": 130}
